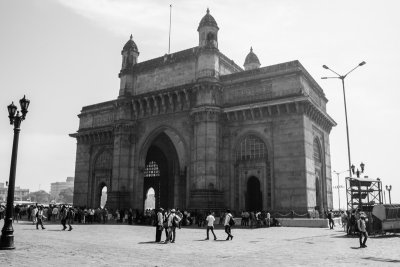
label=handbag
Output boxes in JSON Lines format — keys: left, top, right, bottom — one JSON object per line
{"left": 229, "top": 216, "right": 235, "bottom": 226}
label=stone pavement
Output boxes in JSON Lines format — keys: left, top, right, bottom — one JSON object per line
{"left": 0, "top": 221, "right": 399, "bottom": 266}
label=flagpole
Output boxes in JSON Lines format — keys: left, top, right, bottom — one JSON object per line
{"left": 168, "top": 4, "right": 172, "bottom": 54}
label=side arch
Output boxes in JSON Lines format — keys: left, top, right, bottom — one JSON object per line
{"left": 313, "top": 137, "right": 325, "bottom": 213}
{"left": 90, "top": 148, "right": 113, "bottom": 208}
{"left": 232, "top": 131, "right": 273, "bottom": 212}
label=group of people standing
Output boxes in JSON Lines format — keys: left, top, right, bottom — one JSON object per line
{"left": 340, "top": 209, "right": 369, "bottom": 248}
{"left": 154, "top": 208, "right": 235, "bottom": 243}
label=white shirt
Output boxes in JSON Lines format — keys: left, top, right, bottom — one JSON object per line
{"left": 224, "top": 213, "right": 232, "bottom": 226}
{"left": 206, "top": 215, "right": 215, "bottom": 227}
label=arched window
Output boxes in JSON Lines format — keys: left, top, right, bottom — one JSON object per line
{"left": 144, "top": 161, "right": 160, "bottom": 177}
{"left": 313, "top": 138, "right": 322, "bottom": 163}
{"left": 236, "top": 135, "right": 267, "bottom": 161}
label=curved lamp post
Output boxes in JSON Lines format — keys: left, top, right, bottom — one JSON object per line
{"left": 322, "top": 61, "right": 366, "bottom": 178}
{"left": 0, "top": 95, "right": 30, "bottom": 250}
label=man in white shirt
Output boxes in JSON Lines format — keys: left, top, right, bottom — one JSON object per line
{"left": 205, "top": 211, "right": 217, "bottom": 240}
{"left": 224, "top": 209, "right": 234, "bottom": 240}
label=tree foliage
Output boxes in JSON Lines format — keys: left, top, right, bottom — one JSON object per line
{"left": 28, "top": 190, "right": 50, "bottom": 203}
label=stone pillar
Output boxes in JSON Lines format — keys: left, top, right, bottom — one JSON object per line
{"left": 108, "top": 123, "right": 135, "bottom": 210}
{"left": 190, "top": 106, "right": 222, "bottom": 209}
{"left": 72, "top": 140, "right": 91, "bottom": 207}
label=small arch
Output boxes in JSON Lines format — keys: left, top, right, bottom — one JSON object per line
{"left": 144, "top": 187, "right": 155, "bottom": 210}
{"left": 207, "top": 32, "right": 215, "bottom": 41}
{"left": 246, "top": 176, "right": 262, "bottom": 211}
{"left": 100, "top": 184, "right": 107, "bottom": 208}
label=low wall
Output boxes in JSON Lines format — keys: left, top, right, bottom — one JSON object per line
{"left": 279, "top": 217, "right": 341, "bottom": 228}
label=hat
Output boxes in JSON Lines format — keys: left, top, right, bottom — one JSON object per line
{"left": 171, "top": 209, "right": 176, "bottom": 213}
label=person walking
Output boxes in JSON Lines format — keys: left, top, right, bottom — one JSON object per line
{"left": 67, "top": 207, "right": 74, "bottom": 231}
{"left": 36, "top": 206, "right": 46, "bottom": 230}
{"left": 60, "top": 205, "right": 68, "bottom": 230}
{"left": 155, "top": 208, "right": 164, "bottom": 243}
{"left": 205, "top": 211, "right": 217, "bottom": 240}
{"left": 328, "top": 210, "right": 334, "bottom": 229}
{"left": 224, "top": 209, "right": 234, "bottom": 240}
{"left": 357, "top": 213, "right": 368, "bottom": 248}
{"left": 31, "top": 205, "right": 38, "bottom": 225}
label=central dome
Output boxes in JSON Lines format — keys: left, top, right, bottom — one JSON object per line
{"left": 198, "top": 8, "right": 219, "bottom": 31}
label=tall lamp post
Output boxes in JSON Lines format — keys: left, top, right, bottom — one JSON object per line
{"left": 322, "top": 61, "right": 366, "bottom": 178}
{"left": 386, "top": 185, "right": 392, "bottom": 204}
{"left": 333, "top": 170, "right": 346, "bottom": 210}
{"left": 0, "top": 95, "right": 30, "bottom": 250}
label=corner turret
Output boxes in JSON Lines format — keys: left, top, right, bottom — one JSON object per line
{"left": 243, "top": 47, "right": 261, "bottom": 70}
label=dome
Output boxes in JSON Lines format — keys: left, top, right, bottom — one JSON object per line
{"left": 123, "top": 34, "right": 138, "bottom": 52}
{"left": 197, "top": 8, "right": 219, "bottom": 31}
{"left": 244, "top": 47, "right": 261, "bottom": 66}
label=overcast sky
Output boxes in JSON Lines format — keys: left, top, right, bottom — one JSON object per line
{"left": 0, "top": 0, "right": 399, "bottom": 206}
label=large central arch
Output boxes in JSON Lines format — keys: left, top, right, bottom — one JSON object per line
{"left": 140, "top": 129, "right": 187, "bottom": 210}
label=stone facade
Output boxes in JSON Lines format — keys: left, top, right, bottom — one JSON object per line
{"left": 70, "top": 9, "right": 336, "bottom": 214}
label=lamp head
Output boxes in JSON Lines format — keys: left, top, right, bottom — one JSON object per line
{"left": 351, "top": 164, "right": 355, "bottom": 174}
{"left": 322, "top": 65, "right": 329, "bottom": 69}
{"left": 359, "top": 61, "right": 366, "bottom": 66}
{"left": 321, "top": 77, "right": 328, "bottom": 79}
{"left": 7, "top": 101, "right": 17, "bottom": 124}
{"left": 360, "top": 162, "right": 365, "bottom": 172}
{"left": 19, "top": 95, "right": 30, "bottom": 120}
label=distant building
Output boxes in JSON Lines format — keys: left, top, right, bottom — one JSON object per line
{"left": 0, "top": 183, "right": 30, "bottom": 202}
{"left": 50, "top": 177, "right": 74, "bottom": 202}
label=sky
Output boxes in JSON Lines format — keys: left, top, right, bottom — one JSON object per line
{"left": 0, "top": 0, "right": 399, "bottom": 207}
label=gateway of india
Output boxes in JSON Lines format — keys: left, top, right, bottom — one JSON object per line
{"left": 70, "top": 9, "right": 336, "bottom": 214}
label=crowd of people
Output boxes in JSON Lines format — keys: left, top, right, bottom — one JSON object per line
{"left": 0, "top": 203, "right": 370, "bottom": 248}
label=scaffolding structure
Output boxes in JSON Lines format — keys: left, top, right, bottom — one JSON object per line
{"left": 345, "top": 177, "right": 383, "bottom": 212}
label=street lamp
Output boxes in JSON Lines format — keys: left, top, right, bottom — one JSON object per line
{"left": 333, "top": 170, "right": 347, "bottom": 210}
{"left": 351, "top": 162, "right": 366, "bottom": 178}
{"left": 322, "top": 61, "right": 366, "bottom": 178}
{"left": 0, "top": 95, "right": 30, "bottom": 250}
{"left": 386, "top": 185, "right": 392, "bottom": 204}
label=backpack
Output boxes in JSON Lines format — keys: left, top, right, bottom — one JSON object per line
{"left": 229, "top": 215, "right": 235, "bottom": 226}
{"left": 172, "top": 215, "right": 180, "bottom": 228}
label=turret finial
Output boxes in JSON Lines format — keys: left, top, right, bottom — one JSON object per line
{"left": 130, "top": 34, "right": 133, "bottom": 40}
{"left": 250, "top": 46, "right": 253, "bottom": 52}
{"left": 206, "top": 8, "right": 210, "bottom": 14}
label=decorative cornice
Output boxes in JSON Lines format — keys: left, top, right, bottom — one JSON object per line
{"left": 224, "top": 97, "right": 336, "bottom": 133}
{"left": 70, "top": 127, "right": 114, "bottom": 145}
{"left": 190, "top": 106, "right": 222, "bottom": 123}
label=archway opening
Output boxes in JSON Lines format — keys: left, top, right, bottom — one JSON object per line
{"left": 143, "top": 132, "right": 181, "bottom": 210}
{"left": 100, "top": 185, "right": 107, "bottom": 208}
{"left": 144, "top": 187, "right": 155, "bottom": 210}
{"left": 247, "top": 176, "right": 262, "bottom": 212}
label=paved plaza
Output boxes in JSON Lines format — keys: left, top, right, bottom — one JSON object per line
{"left": 0, "top": 221, "right": 399, "bottom": 266}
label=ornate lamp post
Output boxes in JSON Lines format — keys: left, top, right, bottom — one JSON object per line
{"left": 0, "top": 95, "right": 30, "bottom": 250}
{"left": 322, "top": 61, "right": 366, "bottom": 178}
{"left": 351, "top": 162, "right": 365, "bottom": 178}
{"left": 386, "top": 185, "right": 392, "bottom": 204}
